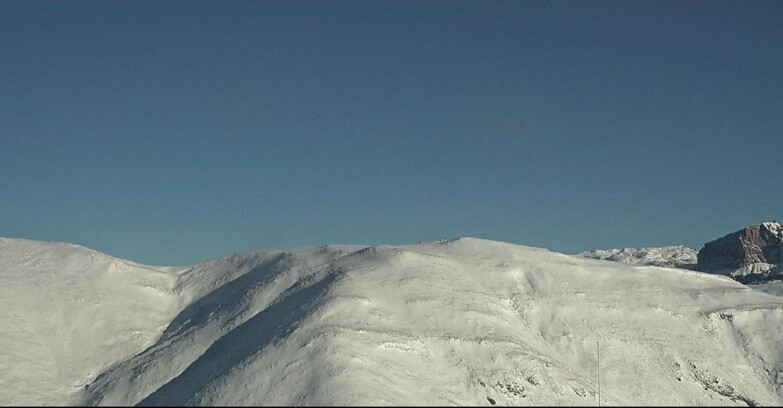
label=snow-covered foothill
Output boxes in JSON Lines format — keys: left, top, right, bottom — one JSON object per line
{"left": 1, "top": 237, "right": 782, "bottom": 406}
{"left": 0, "top": 238, "right": 183, "bottom": 405}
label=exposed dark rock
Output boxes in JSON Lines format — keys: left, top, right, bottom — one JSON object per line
{"left": 696, "top": 222, "right": 783, "bottom": 283}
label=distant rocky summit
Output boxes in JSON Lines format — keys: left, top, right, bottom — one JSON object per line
{"left": 579, "top": 221, "right": 783, "bottom": 284}
{"left": 696, "top": 222, "right": 783, "bottom": 283}
{"left": 578, "top": 246, "right": 698, "bottom": 269}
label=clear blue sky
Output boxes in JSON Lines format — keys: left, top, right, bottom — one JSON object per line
{"left": 2, "top": 1, "right": 781, "bottom": 265}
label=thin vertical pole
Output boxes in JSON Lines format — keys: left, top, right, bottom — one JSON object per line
{"left": 597, "top": 340, "right": 601, "bottom": 407}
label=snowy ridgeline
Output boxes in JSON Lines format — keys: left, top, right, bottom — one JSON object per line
{"left": 577, "top": 246, "right": 699, "bottom": 270}
{"left": 1, "top": 237, "right": 782, "bottom": 406}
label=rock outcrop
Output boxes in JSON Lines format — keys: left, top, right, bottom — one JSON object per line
{"left": 696, "top": 222, "right": 783, "bottom": 283}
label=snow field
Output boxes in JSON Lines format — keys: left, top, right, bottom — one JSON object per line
{"left": 1, "top": 237, "right": 781, "bottom": 406}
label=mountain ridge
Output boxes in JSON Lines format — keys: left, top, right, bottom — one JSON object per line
{"left": 1, "top": 237, "right": 782, "bottom": 406}
{"left": 577, "top": 245, "right": 698, "bottom": 269}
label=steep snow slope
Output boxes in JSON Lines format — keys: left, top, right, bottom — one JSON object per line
{"left": 578, "top": 245, "right": 698, "bottom": 269}
{"left": 0, "top": 237, "right": 361, "bottom": 406}
{"left": 0, "top": 238, "right": 183, "bottom": 405}
{"left": 3, "top": 238, "right": 783, "bottom": 406}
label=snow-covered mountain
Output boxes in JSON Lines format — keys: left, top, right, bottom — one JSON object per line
{"left": 577, "top": 245, "right": 698, "bottom": 269}
{"left": 578, "top": 221, "right": 783, "bottom": 284}
{"left": 2, "top": 237, "right": 782, "bottom": 406}
{"left": 697, "top": 222, "right": 783, "bottom": 283}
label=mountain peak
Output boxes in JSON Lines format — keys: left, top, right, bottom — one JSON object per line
{"left": 696, "top": 221, "right": 783, "bottom": 283}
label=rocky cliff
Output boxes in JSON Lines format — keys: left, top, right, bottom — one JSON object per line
{"left": 696, "top": 222, "right": 783, "bottom": 283}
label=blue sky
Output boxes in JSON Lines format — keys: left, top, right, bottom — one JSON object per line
{"left": 2, "top": 1, "right": 781, "bottom": 265}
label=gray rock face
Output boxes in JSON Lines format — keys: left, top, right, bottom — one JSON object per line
{"left": 696, "top": 222, "right": 783, "bottom": 283}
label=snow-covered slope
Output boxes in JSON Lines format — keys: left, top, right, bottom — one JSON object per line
{"left": 2, "top": 238, "right": 783, "bottom": 406}
{"left": 749, "top": 280, "right": 783, "bottom": 297}
{"left": 578, "top": 245, "right": 698, "bottom": 269}
{"left": 0, "top": 238, "right": 184, "bottom": 405}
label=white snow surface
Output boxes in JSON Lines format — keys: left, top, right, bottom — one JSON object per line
{"left": 578, "top": 245, "right": 698, "bottom": 269}
{"left": 749, "top": 280, "right": 783, "bottom": 297}
{"left": 2, "top": 237, "right": 783, "bottom": 406}
{"left": 762, "top": 221, "right": 783, "bottom": 238}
